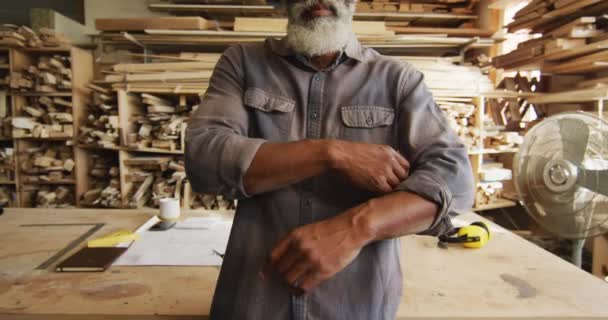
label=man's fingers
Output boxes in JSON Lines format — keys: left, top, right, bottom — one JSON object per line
{"left": 276, "top": 245, "right": 301, "bottom": 275}
{"left": 392, "top": 160, "right": 408, "bottom": 180}
{"left": 270, "top": 236, "right": 292, "bottom": 265}
{"left": 284, "top": 258, "right": 312, "bottom": 286}
{"left": 386, "top": 171, "right": 400, "bottom": 188}
{"left": 376, "top": 178, "right": 393, "bottom": 193}
{"left": 297, "top": 271, "right": 326, "bottom": 295}
{"left": 391, "top": 149, "right": 410, "bottom": 170}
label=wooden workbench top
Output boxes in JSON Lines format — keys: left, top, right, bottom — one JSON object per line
{"left": 1, "top": 208, "right": 607, "bottom": 319}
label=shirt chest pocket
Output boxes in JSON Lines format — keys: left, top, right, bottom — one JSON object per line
{"left": 244, "top": 88, "right": 295, "bottom": 141}
{"left": 340, "top": 106, "right": 395, "bottom": 145}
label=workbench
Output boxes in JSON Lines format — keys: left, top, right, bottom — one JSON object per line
{"left": 1, "top": 208, "right": 607, "bottom": 319}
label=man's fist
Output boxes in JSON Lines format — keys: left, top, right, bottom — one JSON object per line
{"left": 328, "top": 140, "right": 410, "bottom": 193}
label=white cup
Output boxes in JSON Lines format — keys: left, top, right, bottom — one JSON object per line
{"left": 159, "top": 198, "right": 180, "bottom": 221}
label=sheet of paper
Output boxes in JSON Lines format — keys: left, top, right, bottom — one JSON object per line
{"left": 114, "top": 217, "right": 232, "bottom": 266}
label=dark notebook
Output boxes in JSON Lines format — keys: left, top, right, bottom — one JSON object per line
{"left": 56, "top": 247, "right": 127, "bottom": 272}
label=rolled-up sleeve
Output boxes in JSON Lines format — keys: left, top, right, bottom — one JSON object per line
{"left": 185, "top": 45, "right": 266, "bottom": 199}
{"left": 394, "top": 69, "right": 475, "bottom": 236}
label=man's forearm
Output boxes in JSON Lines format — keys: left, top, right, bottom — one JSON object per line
{"left": 346, "top": 191, "right": 439, "bottom": 244}
{"left": 244, "top": 139, "right": 410, "bottom": 196}
{"left": 243, "top": 139, "right": 333, "bottom": 194}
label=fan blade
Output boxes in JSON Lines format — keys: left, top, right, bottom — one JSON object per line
{"left": 558, "top": 118, "right": 589, "bottom": 165}
{"left": 577, "top": 169, "right": 608, "bottom": 197}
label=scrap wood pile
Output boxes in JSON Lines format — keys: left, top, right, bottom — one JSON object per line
{"left": 78, "top": 84, "right": 119, "bottom": 148}
{"left": 476, "top": 159, "right": 514, "bottom": 207}
{"left": 22, "top": 185, "right": 74, "bottom": 208}
{"left": 10, "top": 54, "right": 72, "bottom": 92}
{"left": 189, "top": 193, "right": 237, "bottom": 210}
{"left": 0, "top": 147, "right": 14, "bottom": 181}
{"left": 438, "top": 100, "right": 477, "bottom": 150}
{"left": 12, "top": 96, "right": 73, "bottom": 139}
{"left": 0, "top": 25, "right": 71, "bottom": 48}
{"left": 0, "top": 53, "right": 8, "bottom": 90}
{"left": 80, "top": 153, "right": 121, "bottom": 208}
{"left": 19, "top": 142, "right": 75, "bottom": 183}
{"left": 125, "top": 93, "right": 193, "bottom": 152}
{"left": 123, "top": 157, "right": 188, "bottom": 208}
{"left": 0, "top": 186, "right": 12, "bottom": 206}
{"left": 493, "top": 1, "right": 608, "bottom": 76}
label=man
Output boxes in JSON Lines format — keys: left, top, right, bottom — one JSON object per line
{"left": 185, "top": 0, "right": 475, "bottom": 318}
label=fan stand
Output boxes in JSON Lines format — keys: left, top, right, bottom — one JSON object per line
{"left": 571, "top": 202, "right": 597, "bottom": 268}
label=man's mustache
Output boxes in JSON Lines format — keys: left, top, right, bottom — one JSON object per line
{"left": 299, "top": 0, "right": 340, "bottom": 18}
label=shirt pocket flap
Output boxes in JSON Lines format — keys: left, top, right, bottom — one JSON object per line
{"left": 341, "top": 106, "right": 395, "bottom": 128}
{"left": 244, "top": 88, "right": 295, "bottom": 113}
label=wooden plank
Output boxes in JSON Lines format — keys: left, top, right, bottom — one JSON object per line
{"left": 95, "top": 17, "right": 216, "bottom": 31}
{"left": 233, "top": 17, "right": 392, "bottom": 35}
{"left": 387, "top": 26, "right": 494, "bottom": 37}
{"left": 526, "top": 86, "right": 608, "bottom": 104}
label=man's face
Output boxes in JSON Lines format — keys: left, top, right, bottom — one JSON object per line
{"left": 285, "top": 0, "right": 355, "bottom": 56}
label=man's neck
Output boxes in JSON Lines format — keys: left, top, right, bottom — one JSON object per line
{"left": 310, "top": 51, "right": 340, "bottom": 70}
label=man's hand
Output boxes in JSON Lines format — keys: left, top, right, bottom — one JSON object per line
{"left": 264, "top": 205, "right": 374, "bottom": 294}
{"left": 329, "top": 140, "right": 410, "bottom": 193}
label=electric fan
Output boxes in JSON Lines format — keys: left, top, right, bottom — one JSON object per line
{"left": 513, "top": 111, "right": 608, "bottom": 267}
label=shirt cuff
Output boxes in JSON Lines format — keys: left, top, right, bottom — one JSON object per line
{"left": 218, "top": 135, "right": 266, "bottom": 199}
{"left": 393, "top": 172, "right": 454, "bottom": 236}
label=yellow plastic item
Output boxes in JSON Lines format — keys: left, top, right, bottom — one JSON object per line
{"left": 87, "top": 229, "right": 139, "bottom": 248}
{"left": 438, "top": 221, "right": 491, "bottom": 249}
{"left": 458, "top": 222, "right": 491, "bottom": 248}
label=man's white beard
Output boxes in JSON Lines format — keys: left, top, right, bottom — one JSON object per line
{"left": 286, "top": 0, "right": 355, "bottom": 57}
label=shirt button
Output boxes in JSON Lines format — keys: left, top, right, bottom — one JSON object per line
{"left": 313, "top": 74, "right": 321, "bottom": 82}
{"left": 310, "top": 112, "right": 319, "bottom": 120}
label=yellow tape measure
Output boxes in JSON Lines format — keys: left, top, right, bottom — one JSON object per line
{"left": 438, "top": 221, "right": 491, "bottom": 249}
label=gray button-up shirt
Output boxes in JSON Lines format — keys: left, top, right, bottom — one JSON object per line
{"left": 185, "top": 36, "right": 475, "bottom": 320}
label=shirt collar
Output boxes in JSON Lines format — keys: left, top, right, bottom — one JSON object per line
{"left": 267, "top": 34, "right": 366, "bottom": 62}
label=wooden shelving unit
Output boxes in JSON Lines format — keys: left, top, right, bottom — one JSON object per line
{"left": 469, "top": 96, "right": 519, "bottom": 211}
{"left": 7, "top": 46, "right": 94, "bottom": 207}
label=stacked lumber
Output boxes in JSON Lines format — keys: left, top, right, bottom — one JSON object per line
{"left": 95, "top": 17, "right": 218, "bottom": 31}
{"left": 234, "top": 18, "right": 394, "bottom": 36}
{"left": 19, "top": 143, "right": 75, "bottom": 183}
{"left": 0, "top": 186, "right": 12, "bottom": 206}
{"left": 0, "top": 25, "right": 70, "bottom": 48}
{"left": 356, "top": 0, "right": 478, "bottom": 14}
{"left": 106, "top": 59, "right": 215, "bottom": 93}
{"left": 78, "top": 84, "right": 119, "bottom": 148}
{"left": 12, "top": 98, "right": 74, "bottom": 139}
{"left": 396, "top": 56, "right": 494, "bottom": 97}
{"left": 438, "top": 100, "right": 477, "bottom": 149}
{"left": 80, "top": 154, "right": 121, "bottom": 208}
{"left": 21, "top": 185, "right": 74, "bottom": 208}
{"left": 10, "top": 54, "right": 72, "bottom": 92}
{"left": 124, "top": 157, "right": 187, "bottom": 208}
{"left": 494, "top": 1, "right": 608, "bottom": 74}
{"left": 0, "top": 147, "right": 14, "bottom": 182}
{"left": 126, "top": 94, "right": 191, "bottom": 152}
